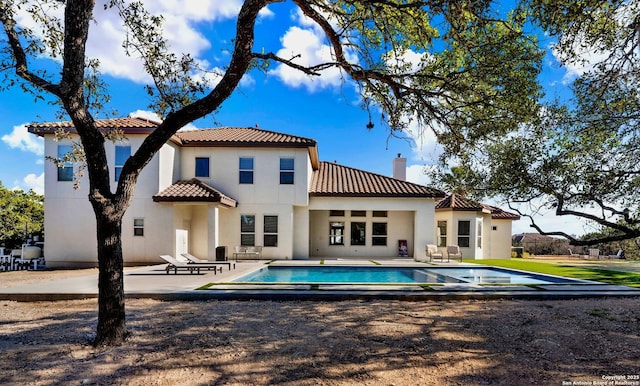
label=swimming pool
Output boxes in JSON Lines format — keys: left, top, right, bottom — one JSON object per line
{"left": 232, "top": 266, "right": 581, "bottom": 285}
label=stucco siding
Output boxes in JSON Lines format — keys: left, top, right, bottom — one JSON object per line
{"left": 489, "top": 219, "right": 514, "bottom": 259}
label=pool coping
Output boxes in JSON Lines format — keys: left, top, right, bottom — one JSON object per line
{"left": 193, "top": 261, "right": 640, "bottom": 300}
{"left": 1, "top": 260, "right": 639, "bottom": 302}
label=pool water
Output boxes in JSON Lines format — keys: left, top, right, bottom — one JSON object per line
{"left": 232, "top": 266, "right": 579, "bottom": 285}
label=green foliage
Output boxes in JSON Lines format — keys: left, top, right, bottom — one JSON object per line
{"left": 0, "top": 181, "right": 44, "bottom": 249}
{"left": 433, "top": 0, "right": 640, "bottom": 245}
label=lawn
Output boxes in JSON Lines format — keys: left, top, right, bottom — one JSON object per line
{"left": 467, "top": 259, "right": 640, "bottom": 288}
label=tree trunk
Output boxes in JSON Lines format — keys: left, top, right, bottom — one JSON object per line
{"left": 93, "top": 209, "right": 128, "bottom": 347}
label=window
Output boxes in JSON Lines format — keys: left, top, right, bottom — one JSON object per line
{"left": 239, "top": 157, "right": 254, "bottom": 184}
{"left": 477, "top": 219, "right": 483, "bottom": 249}
{"left": 329, "top": 210, "right": 345, "bottom": 217}
{"left": 457, "top": 220, "right": 470, "bottom": 248}
{"left": 280, "top": 158, "right": 294, "bottom": 184}
{"left": 372, "top": 211, "right": 387, "bottom": 217}
{"left": 372, "top": 222, "right": 387, "bottom": 246}
{"left": 264, "top": 215, "right": 278, "bottom": 247}
{"left": 437, "top": 220, "right": 447, "bottom": 247}
{"left": 350, "top": 222, "right": 366, "bottom": 245}
{"left": 195, "top": 157, "right": 210, "bottom": 178}
{"left": 351, "top": 210, "right": 366, "bottom": 217}
{"left": 57, "top": 145, "right": 73, "bottom": 181}
{"left": 134, "top": 218, "right": 144, "bottom": 236}
{"left": 115, "top": 146, "right": 131, "bottom": 181}
{"left": 329, "top": 222, "right": 344, "bottom": 245}
{"left": 240, "top": 215, "right": 255, "bottom": 246}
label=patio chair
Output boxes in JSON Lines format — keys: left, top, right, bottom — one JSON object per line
{"left": 233, "top": 246, "right": 246, "bottom": 261}
{"left": 247, "top": 246, "right": 262, "bottom": 259}
{"left": 446, "top": 245, "right": 463, "bottom": 262}
{"left": 426, "top": 244, "right": 445, "bottom": 262}
{"left": 159, "top": 255, "right": 221, "bottom": 275}
{"left": 181, "top": 253, "right": 235, "bottom": 270}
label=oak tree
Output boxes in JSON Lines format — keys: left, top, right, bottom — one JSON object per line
{"left": 436, "top": 0, "right": 640, "bottom": 245}
{"left": 1, "top": 0, "right": 542, "bottom": 345}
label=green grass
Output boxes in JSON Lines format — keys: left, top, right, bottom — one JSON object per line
{"left": 467, "top": 259, "right": 640, "bottom": 288}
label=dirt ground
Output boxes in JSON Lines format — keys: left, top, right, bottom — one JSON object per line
{"left": 1, "top": 269, "right": 639, "bottom": 385}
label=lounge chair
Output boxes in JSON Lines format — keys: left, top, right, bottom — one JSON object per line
{"left": 607, "top": 250, "right": 623, "bottom": 259}
{"left": 568, "top": 249, "right": 581, "bottom": 258}
{"left": 181, "top": 253, "right": 235, "bottom": 270}
{"left": 159, "top": 255, "right": 221, "bottom": 274}
{"left": 426, "top": 244, "right": 445, "bottom": 262}
{"left": 446, "top": 245, "right": 462, "bottom": 262}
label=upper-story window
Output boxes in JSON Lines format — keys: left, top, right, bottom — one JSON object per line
{"left": 239, "top": 157, "right": 254, "bottom": 184}
{"left": 57, "top": 145, "right": 73, "bottom": 182}
{"left": 115, "top": 146, "right": 131, "bottom": 181}
{"left": 195, "top": 157, "right": 210, "bottom": 178}
{"left": 280, "top": 158, "right": 294, "bottom": 184}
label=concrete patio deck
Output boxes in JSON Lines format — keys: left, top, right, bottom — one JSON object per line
{"left": 1, "top": 258, "right": 638, "bottom": 301}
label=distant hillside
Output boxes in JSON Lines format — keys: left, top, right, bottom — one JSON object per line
{"left": 512, "top": 233, "right": 571, "bottom": 255}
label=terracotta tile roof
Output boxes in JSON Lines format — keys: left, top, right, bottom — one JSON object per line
{"left": 309, "top": 161, "right": 445, "bottom": 198}
{"left": 436, "top": 194, "right": 520, "bottom": 219}
{"left": 153, "top": 179, "right": 237, "bottom": 207}
{"left": 27, "top": 117, "right": 159, "bottom": 135}
{"left": 435, "top": 194, "right": 486, "bottom": 212}
{"left": 483, "top": 205, "right": 521, "bottom": 220}
{"left": 172, "top": 127, "right": 317, "bottom": 148}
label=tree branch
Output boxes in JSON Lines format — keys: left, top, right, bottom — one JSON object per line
{"left": 0, "top": 4, "right": 61, "bottom": 95}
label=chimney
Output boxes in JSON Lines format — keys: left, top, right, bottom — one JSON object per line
{"left": 393, "top": 153, "right": 406, "bottom": 181}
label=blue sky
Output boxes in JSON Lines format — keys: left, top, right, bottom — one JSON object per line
{"left": 0, "top": 1, "right": 590, "bottom": 235}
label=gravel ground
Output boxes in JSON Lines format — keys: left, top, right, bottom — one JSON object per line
{"left": 0, "top": 270, "right": 639, "bottom": 385}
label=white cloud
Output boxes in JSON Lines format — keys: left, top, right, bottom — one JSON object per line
{"left": 128, "top": 110, "right": 197, "bottom": 132}
{"left": 13, "top": 1, "right": 245, "bottom": 84}
{"left": 22, "top": 173, "right": 45, "bottom": 195}
{"left": 1, "top": 124, "right": 44, "bottom": 155}
{"left": 270, "top": 8, "right": 358, "bottom": 92}
{"left": 405, "top": 164, "right": 431, "bottom": 186}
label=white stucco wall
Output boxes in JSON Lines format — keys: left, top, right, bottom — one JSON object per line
{"left": 42, "top": 134, "right": 172, "bottom": 267}
{"left": 435, "top": 211, "right": 483, "bottom": 260}
{"left": 489, "top": 219, "right": 514, "bottom": 259}
{"left": 180, "top": 147, "right": 310, "bottom": 206}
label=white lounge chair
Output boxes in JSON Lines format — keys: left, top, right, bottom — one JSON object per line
{"left": 426, "top": 244, "right": 445, "bottom": 262}
{"left": 607, "top": 250, "right": 623, "bottom": 259}
{"left": 568, "top": 249, "right": 581, "bottom": 258}
{"left": 181, "top": 253, "right": 235, "bottom": 270}
{"left": 159, "top": 255, "right": 221, "bottom": 274}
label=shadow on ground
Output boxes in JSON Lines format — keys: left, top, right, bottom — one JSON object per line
{"left": 1, "top": 298, "right": 639, "bottom": 385}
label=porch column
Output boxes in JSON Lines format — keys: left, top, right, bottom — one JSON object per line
{"left": 414, "top": 206, "right": 435, "bottom": 261}
{"left": 206, "top": 205, "right": 219, "bottom": 261}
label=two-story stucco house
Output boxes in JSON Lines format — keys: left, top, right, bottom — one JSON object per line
{"left": 28, "top": 117, "right": 517, "bottom": 267}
